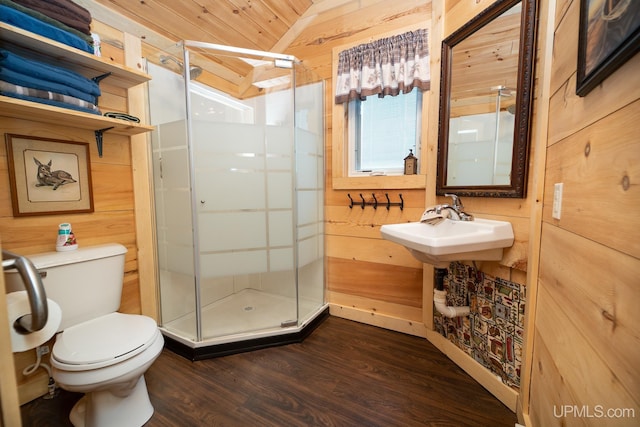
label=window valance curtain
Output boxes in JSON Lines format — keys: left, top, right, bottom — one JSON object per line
{"left": 334, "top": 28, "right": 430, "bottom": 104}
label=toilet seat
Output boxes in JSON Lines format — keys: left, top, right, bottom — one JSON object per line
{"left": 52, "top": 313, "right": 160, "bottom": 371}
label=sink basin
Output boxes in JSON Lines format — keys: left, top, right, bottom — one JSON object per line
{"left": 380, "top": 218, "right": 514, "bottom": 268}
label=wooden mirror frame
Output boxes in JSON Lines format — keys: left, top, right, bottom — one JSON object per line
{"left": 436, "top": 0, "right": 538, "bottom": 198}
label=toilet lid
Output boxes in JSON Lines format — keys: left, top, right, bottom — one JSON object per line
{"left": 53, "top": 312, "right": 158, "bottom": 365}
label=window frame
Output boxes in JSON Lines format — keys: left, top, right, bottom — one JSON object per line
{"left": 331, "top": 28, "right": 429, "bottom": 190}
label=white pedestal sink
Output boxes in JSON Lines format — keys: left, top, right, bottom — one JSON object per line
{"left": 380, "top": 218, "right": 514, "bottom": 268}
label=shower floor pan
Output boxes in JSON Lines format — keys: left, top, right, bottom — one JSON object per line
{"left": 160, "top": 289, "right": 329, "bottom": 360}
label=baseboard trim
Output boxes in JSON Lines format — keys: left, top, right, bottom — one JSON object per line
{"left": 329, "top": 303, "right": 427, "bottom": 338}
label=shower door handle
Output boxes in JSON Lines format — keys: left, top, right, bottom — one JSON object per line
{"left": 2, "top": 250, "right": 48, "bottom": 333}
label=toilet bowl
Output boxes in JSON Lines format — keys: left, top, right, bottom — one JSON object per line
{"left": 51, "top": 313, "right": 164, "bottom": 427}
{"left": 4, "top": 244, "right": 163, "bottom": 427}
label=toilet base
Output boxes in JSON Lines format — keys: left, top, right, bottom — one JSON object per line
{"left": 69, "top": 376, "right": 154, "bottom": 427}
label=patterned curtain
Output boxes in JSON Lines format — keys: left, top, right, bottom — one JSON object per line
{"left": 334, "top": 29, "right": 430, "bottom": 104}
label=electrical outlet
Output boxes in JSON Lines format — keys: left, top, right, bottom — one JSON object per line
{"left": 552, "top": 183, "right": 563, "bottom": 219}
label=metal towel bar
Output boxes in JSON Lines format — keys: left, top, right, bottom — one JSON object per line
{"left": 2, "top": 250, "right": 48, "bottom": 333}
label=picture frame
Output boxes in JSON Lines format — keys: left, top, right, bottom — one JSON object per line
{"left": 576, "top": 0, "right": 640, "bottom": 97}
{"left": 5, "top": 134, "right": 94, "bottom": 216}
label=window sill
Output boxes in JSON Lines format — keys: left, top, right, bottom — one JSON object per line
{"left": 332, "top": 174, "right": 426, "bottom": 190}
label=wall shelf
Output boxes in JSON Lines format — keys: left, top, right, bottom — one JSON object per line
{"left": 0, "top": 96, "right": 153, "bottom": 136}
{"left": 0, "top": 23, "right": 154, "bottom": 156}
{"left": 0, "top": 23, "right": 150, "bottom": 88}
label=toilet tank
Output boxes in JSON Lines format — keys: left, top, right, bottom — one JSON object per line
{"left": 4, "top": 243, "right": 128, "bottom": 331}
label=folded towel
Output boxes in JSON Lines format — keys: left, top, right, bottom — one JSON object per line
{"left": 0, "top": 66, "right": 97, "bottom": 104}
{"left": 0, "top": 80, "right": 100, "bottom": 113}
{"left": 1, "top": 88, "right": 101, "bottom": 115}
{"left": 0, "top": 5, "right": 93, "bottom": 53}
{"left": 11, "top": 0, "right": 92, "bottom": 35}
{"left": 103, "top": 112, "right": 140, "bottom": 123}
{"left": 0, "top": 0, "right": 93, "bottom": 44}
{"left": 0, "top": 49, "right": 101, "bottom": 97}
{"left": 420, "top": 209, "right": 450, "bottom": 225}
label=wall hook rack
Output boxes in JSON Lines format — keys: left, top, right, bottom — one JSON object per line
{"left": 348, "top": 193, "right": 403, "bottom": 210}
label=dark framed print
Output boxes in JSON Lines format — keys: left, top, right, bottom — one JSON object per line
{"left": 577, "top": 0, "right": 640, "bottom": 96}
{"left": 5, "top": 134, "right": 94, "bottom": 216}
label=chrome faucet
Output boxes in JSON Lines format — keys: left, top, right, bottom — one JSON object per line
{"left": 443, "top": 193, "right": 473, "bottom": 221}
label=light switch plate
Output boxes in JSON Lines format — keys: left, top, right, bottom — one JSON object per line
{"left": 552, "top": 183, "right": 563, "bottom": 219}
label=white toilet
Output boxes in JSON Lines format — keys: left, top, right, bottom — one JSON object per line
{"left": 6, "top": 243, "right": 164, "bottom": 427}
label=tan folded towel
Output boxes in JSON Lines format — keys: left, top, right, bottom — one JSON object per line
{"left": 420, "top": 209, "right": 450, "bottom": 225}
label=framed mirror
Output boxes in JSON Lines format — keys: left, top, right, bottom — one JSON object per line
{"left": 436, "top": 0, "right": 538, "bottom": 198}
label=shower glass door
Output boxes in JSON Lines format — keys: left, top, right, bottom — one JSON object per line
{"left": 149, "top": 42, "right": 324, "bottom": 344}
{"left": 190, "top": 47, "right": 299, "bottom": 340}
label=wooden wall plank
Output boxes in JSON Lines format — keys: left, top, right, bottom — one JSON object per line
{"left": 125, "top": 31, "right": 159, "bottom": 320}
{"left": 327, "top": 291, "right": 423, "bottom": 323}
{"left": 528, "top": 330, "right": 572, "bottom": 427}
{"left": 535, "top": 283, "right": 638, "bottom": 416}
{"left": 325, "top": 205, "right": 424, "bottom": 237}
{"left": 544, "top": 99, "right": 640, "bottom": 259}
{"left": 327, "top": 234, "right": 422, "bottom": 268}
{"left": 327, "top": 257, "right": 422, "bottom": 308}
{"left": 547, "top": 52, "right": 640, "bottom": 147}
{"left": 548, "top": 0, "right": 577, "bottom": 98}
{"left": 539, "top": 224, "right": 640, "bottom": 402}
{"left": 445, "top": 0, "right": 493, "bottom": 37}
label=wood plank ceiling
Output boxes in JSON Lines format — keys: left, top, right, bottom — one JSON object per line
{"left": 90, "top": 0, "right": 326, "bottom": 98}
{"left": 93, "top": 0, "right": 314, "bottom": 52}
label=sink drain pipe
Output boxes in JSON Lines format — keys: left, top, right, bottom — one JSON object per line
{"left": 434, "top": 267, "right": 470, "bottom": 318}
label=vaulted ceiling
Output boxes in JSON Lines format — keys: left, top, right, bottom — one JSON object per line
{"left": 91, "top": 0, "right": 316, "bottom": 53}
{"left": 80, "top": 0, "right": 358, "bottom": 98}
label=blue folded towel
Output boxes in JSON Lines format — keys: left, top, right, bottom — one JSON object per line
{"left": 0, "top": 66, "right": 97, "bottom": 104}
{"left": 0, "top": 49, "right": 100, "bottom": 97}
{"left": 1, "top": 90, "right": 101, "bottom": 115}
{"left": 0, "top": 5, "right": 93, "bottom": 54}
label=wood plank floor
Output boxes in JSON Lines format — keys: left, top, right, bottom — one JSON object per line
{"left": 21, "top": 316, "right": 517, "bottom": 426}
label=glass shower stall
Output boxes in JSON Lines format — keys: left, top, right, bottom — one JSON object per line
{"left": 146, "top": 41, "right": 326, "bottom": 358}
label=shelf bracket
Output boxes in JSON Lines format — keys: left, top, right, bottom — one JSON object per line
{"left": 92, "top": 72, "right": 112, "bottom": 84}
{"left": 94, "top": 127, "right": 114, "bottom": 157}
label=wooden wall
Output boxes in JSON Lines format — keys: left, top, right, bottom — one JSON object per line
{"left": 284, "top": 0, "right": 433, "bottom": 335}
{"left": 0, "top": 26, "right": 144, "bottom": 403}
{"left": 526, "top": 0, "right": 640, "bottom": 424}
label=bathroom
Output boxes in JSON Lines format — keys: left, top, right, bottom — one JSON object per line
{"left": 0, "top": 0, "right": 638, "bottom": 426}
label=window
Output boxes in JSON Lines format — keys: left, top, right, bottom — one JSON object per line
{"left": 331, "top": 26, "right": 430, "bottom": 189}
{"left": 348, "top": 90, "right": 422, "bottom": 176}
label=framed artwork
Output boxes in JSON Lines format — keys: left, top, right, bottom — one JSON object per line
{"left": 5, "top": 134, "right": 94, "bottom": 216}
{"left": 577, "top": 0, "right": 640, "bottom": 96}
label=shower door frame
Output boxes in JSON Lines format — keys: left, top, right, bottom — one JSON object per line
{"left": 179, "top": 41, "right": 315, "bottom": 343}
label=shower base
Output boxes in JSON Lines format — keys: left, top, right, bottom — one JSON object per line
{"left": 160, "top": 289, "right": 329, "bottom": 360}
